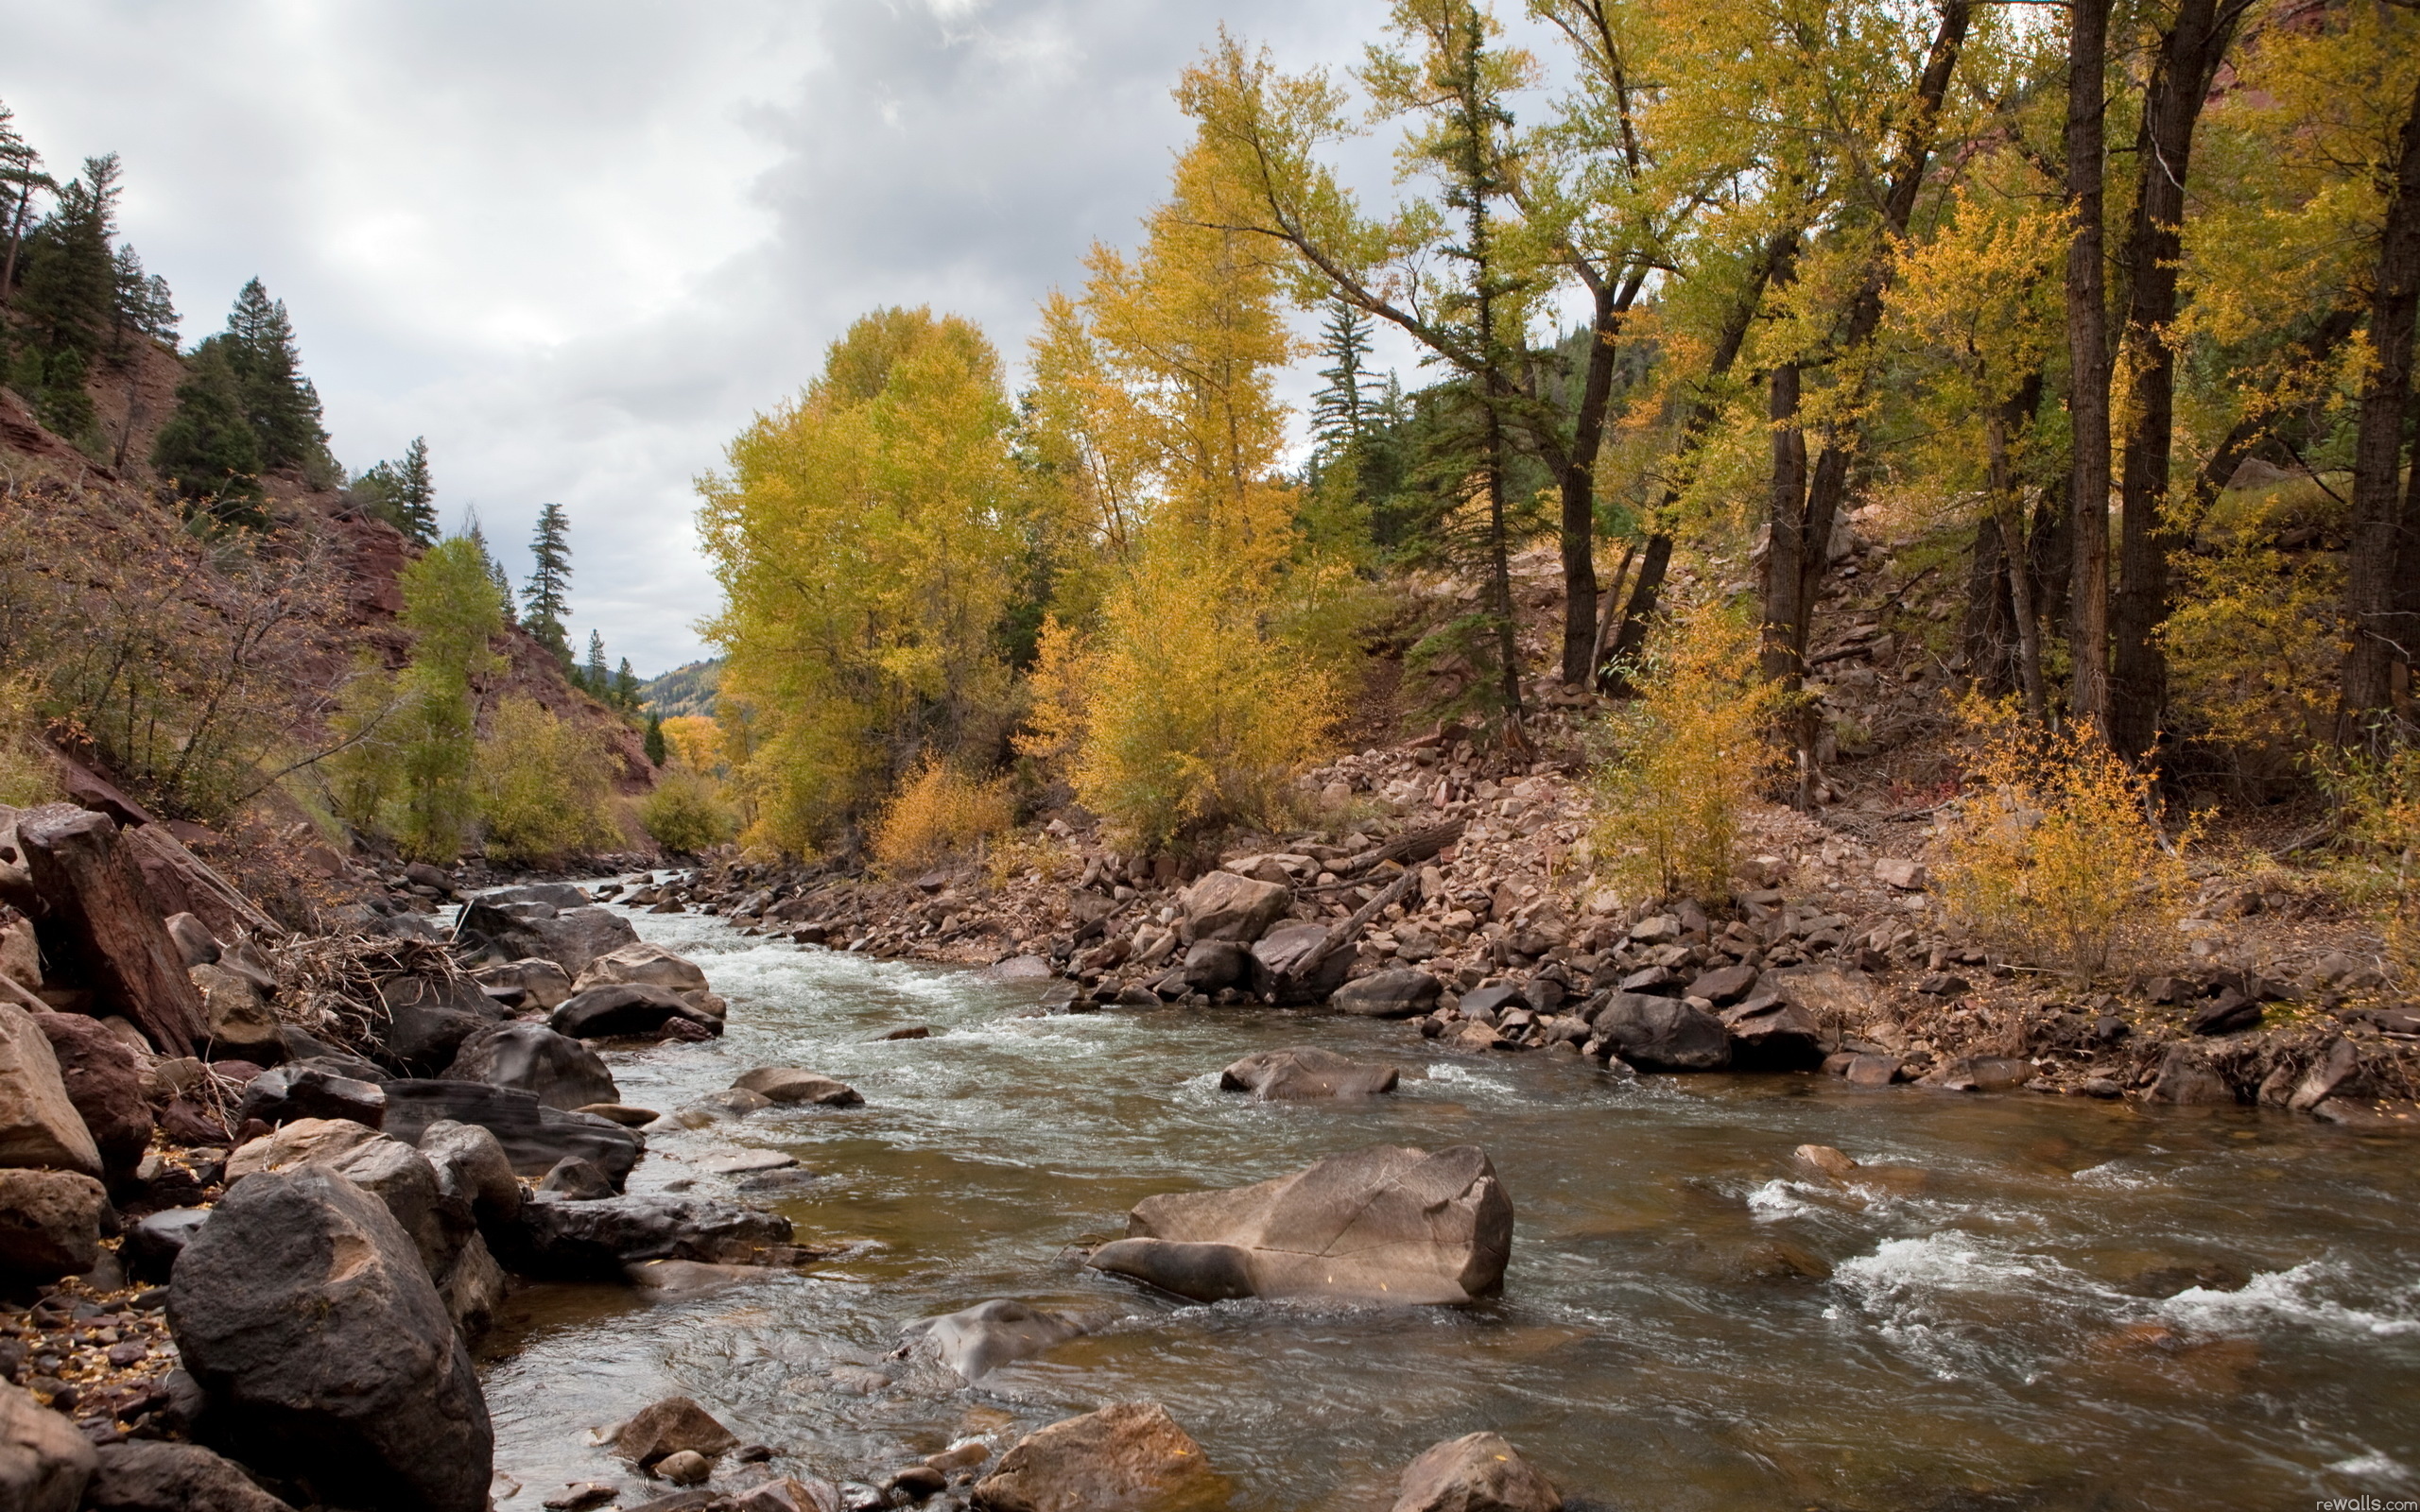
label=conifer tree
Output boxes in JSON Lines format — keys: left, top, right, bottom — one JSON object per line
{"left": 644, "top": 711, "right": 667, "bottom": 766}
{"left": 522, "top": 504, "right": 573, "bottom": 662}
{"left": 219, "top": 278, "right": 328, "bottom": 472}
{"left": 584, "top": 631, "right": 609, "bottom": 695}
{"left": 1310, "top": 300, "right": 1374, "bottom": 452}
{"left": 150, "top": 341, "right": 264, "bottom": 526}
{"left": 461, "top": 511, "right": 517, "bottom": 626}
{"left": 614, "top": 658, "right": 641, "bottom": 711}
{"left": 108, "top": 244, "right": 176, "bottom": 352}
{"left": 0, "top": 103, "right": 52, "bottom": 306}
{"left": 393, "top": 438, "right": 436, "bottom": 544}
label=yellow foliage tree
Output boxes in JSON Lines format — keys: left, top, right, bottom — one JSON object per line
{"left": 657, "top": 714, "right": 723, "bottom": 776}
{"left": 475, "top": 698, "right": 619, "bottom": 868}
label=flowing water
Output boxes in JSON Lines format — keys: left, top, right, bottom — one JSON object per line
{"left": 479, "top": 901, "right": 2420, "bottom": 1512}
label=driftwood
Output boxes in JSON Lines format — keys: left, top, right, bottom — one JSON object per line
{"left": 1338, "top": 817, "right": 1467, "bottom": 877}
{"left": 1296, "top": 866, "right": 1423, "bottom": 982}
{"left": 14, "top": 804, "right": 206, "bottom": 1056}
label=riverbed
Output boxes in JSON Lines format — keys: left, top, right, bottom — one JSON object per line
{"left": 477, "top": 900, "right": 2420, "bottom": 1511}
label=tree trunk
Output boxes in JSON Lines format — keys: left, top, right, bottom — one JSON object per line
{"left": 0, "top": 183, "right": 29, "bottom": 303}
{"left": 2066, "top": 0, "right": 2115, "bottom": 730}
{"left": 1962, "top": 511, "right": 2016, "bottom": 696}
{"left": 1591, "top": 540, "right": 1638, "bottom": 677}
{"left": 2109, "top": 0, "right": 2238, "bottom": 758}
{"left": 1549, "top": 268, "right": 1649, "bottom": 687}
{"left": 2340, "top": 69, "right": 2420, "bottom": 730}
{"left": 1989, "top": 391, "right": 2049, "bottom": 723}
{"left": 1760, "top": 358, "right": 1810, "bottom": 684}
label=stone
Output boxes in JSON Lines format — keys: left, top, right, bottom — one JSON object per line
{"left": 1685, "top": 963, "right": 1759, "bottom": 1006}
{"left": 235, "top": 1064, "right": 387, "bottom": 1128}
{"left": 381, "top": 1079, "right": 642, "bottom": 1185}
{"left": 540, "top": 1157, "right": 617, "bottom": 1198}
{"left": 469, "top": 958, "right": 574, "bottom": 1012}
{"left": 1219, "top": 1047, "right": 1399, "bottom": 1100}
{"left": 570, "top": 943, "right": 717, "bottom": 1014}
{"left": 1177, "top": 870, "right": 1291, "bottom": 944}
{"left": 1329, "top": 970, "right": 1442, "bottom": 1019}
{"left": 658, "top": 1450, "right": 712, "bottom": 1486}
{"left": 734, "top": 1480, "right": 845, "bottom": 1512}
{"left": 1922, "top": 1056, "right": 2034, "bottom": 1092}
{"left": 676, "top": 1088, "right": 771, "bottom": 1124}
{"left": 500, "top": 1193, "right": 792, "bottom": 1280}
{"left": 167, "top": 1168, "right": 493, "bottom": 1512}
{"left": 13, "top": 805, "right": 207, "bottom": 1056}
{"left": 1089, "top": 1143, "right": 1510, "bottom": 1305}
{"left": 0, "top": 1168, "right": 105, "bottom": 1282}
{"left": 478, "top": 883, "right": 590, "bottom": 911}
{"left": 1793, "top": 1144, "right": 1859, "bottom": 1181}
{"left": 190, "top": 963, "right": 283, "bottom": 1063}
{"left": 1874, "top": 858, "right": 1928, "bottom": 891}
{"left": 904, "top": 1299, "right": 1091, "bottom": 1381}
{"left": 552, "top": 984, "right": 720, "bottom": 1040}
{"left": 1590, "top": 993, "right": 1731, "bottom": 1072}
{"left": 703, "top": 1150, "right": 796, "bottom": 1176}
{"left": 2290, "top": 1037, "right": 2361, "bottom": 1113}
{"left": 377, "top": 974, "right": 509, "bottom": 1074}
{"left": 0, "top": 1379, "right": 95, "bottom": 1512}
{"left": 968, "top": 1401, "right": 1226, "bottom": 1512}
{"left": 125, "top": 1206, "right": 213, "bottom": 1282}
{"left": 1629, "top": 915, "right": 1678, "bottom": 944}
{"left": 85, "top": 1439, "right": 295, "bottom": 1512}
{"left": 441, "top": 1232, "right": 508, "bottom": 1336}
{"left": 1248, "top": 922, "right": 1352, "bottom": 1005}
{"left": 226, "top": 1119, "right": 468, "bottom": 1281}
{"left": 164, "top": 913, "right": 221, "bottom": 968}
{"left": 2146, "top": 1043, "right": 2237, "bottom": 1105}
{"left": 28, "top": 1010, "right": 147, "bottom": 1172}
{"left": 1178, "top": 940, "right": 1249, "bottom": 992}
{"left": 446, "top": 1022, "right": 617, "bottom": 1110}
{"left": 982, "top": 955, "right": 1055, "bottom": 981}
{"left": 122, "top": 826, "right": 279, "bottom": 944}
{"left": 1720, "top": 996, "right": 1824, "bottom": 1070}
{"left": 1915, "top": 972, "right": 1970, "bottom": 997}
{"left": 1, "top": 910, "right": 43, "bottom": 989}
{"left": 452, "top": 902, "right": 636, "bottom": 978}
{"left": 733, "top": 1067, "right": 863, "bottom": 1107}
{"left": 0, "top": 1004, "right": 103, "bottom": 1175}
{"left": 616, "top": 1396, "right": 738, "bottom": 1468}
{"left": 1842, "top": 1054, "right": 1904, "bottom": 1087}
{"left": 415, "top": 1118, "right": 524, "bottom": 1226}
{"left": 2188, "top": 990, "right": 2262, "bottom": 1037}
{"left": 1391, "top": 1432, "right": 1561, "bottom": 1512}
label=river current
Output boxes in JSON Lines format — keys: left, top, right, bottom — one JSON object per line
{"left": 477, "top": 897, "right": 2420, "bottom": 1511}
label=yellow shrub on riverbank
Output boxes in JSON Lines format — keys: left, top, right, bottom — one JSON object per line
{"left": 2319, "top": 747, "right": 2420, "bottom": 988}
{"left": 637, "top": 768, "right": 737, "bottom": 855}
{"left": 1939, "top": 702, "right": 2193, "bottom": 980}
{"left": 475, "top": 698, "right": 618, "bottom": 867}
{"left": 871, "top": 759, "right": 1013, "bottom": 873}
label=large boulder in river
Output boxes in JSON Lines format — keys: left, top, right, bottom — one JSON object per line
{"left": 445, "top": 1022, "right": 617, "bottom": 1110}
{"left": 0, "top": 1379, "right": 96, "bottom": 1512}
{"left": 0, "top": 1003, "right": 103, "bottom": 1177}
{"left": 28, "top": 1009, "right": 148, "bottom": 1173}
{"left": 167, "top": 1167, "right": 493, "bottom": 1512}
{"left": 0, "top": 1168, "right": 106, "bottom": 1283}
{"left": 415, "top": 1119, "right": 522, "bottom": 1226}
{"left": 970, "top": 1401, "right": 1227, "bottom": 1512}
{"left": 498, "top": 1191, "right": 792, "bottom": 1280}
{"left": 1219, "top": 1047, "right": 1398, "bottom": 1100}
{"left": 375, "top": 974, "right": 507, "bottom": 1074}
{"left": 571, "top": 942, "right": 720, "bottom": 1015}
{"left": 1329, "top": 970, "right": 1443, "bottom": 1019}
{"left": 904, "top": 1299, "right": 1092, "bottom": 1382}
{"left": 1392, "top": 1433, "right": 1561, "bottom": 1512}
{"left": 380, "top": 1079, "right": 641, "bottom": 1185}
{"left": 477, "top": 883, "right": 589, "bottom": 911}
{"left": 225, "top": 1119, "right": 470, "bottom": 1282}
{"left": 733, "top": 1066, "right": 862, "bottom": 1106}
{"left": 1088, "top": 1144, "right": 1511, "bottom": 1305}
{"left": 1590, "top": 992, "right": 1731, "bottom": 1072}
{"left": 85, "top": 1439, "right": 295, "bottom": 1512}
{"left": 1248, "top": 922, "right": 1352, "bottom": 1005}
{"left": 1178, "top": 870, "right": 1290, "bottom": 944}
{"left": 550, "top": 983, "right": 721, "bottom": 1040}
{"left": 451, "top": 901, "right": 635, "bottom": 977}
{"left": 468, "top": 958, "right": 573, "bottom": 1012}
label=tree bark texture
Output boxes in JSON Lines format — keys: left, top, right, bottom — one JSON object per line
{"left": 2341, "top": 69, "right": 2420, "bottom": 729}
{"left": 2066, "top": 0, "right": 2115, "bottom": 730}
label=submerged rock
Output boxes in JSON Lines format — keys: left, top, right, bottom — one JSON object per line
{"left": 1219, "top": 1047, "right": 1399, "bottom": 1100}
{"left": 969, "top": 1401, "right": 1227, "bottom": 1512}
{"left": 1392, "top": 1432, "right": 1561, "bottom": 1512}
{"left": 500, "top": 1192, "right": 792, "bottom": 1280}
{"left": 1088, "top": 1143, "right": 1511, "bottom": 1305}
{"left": 903, "top": 1299, "right": 1092, "bottom": 1381}
{"left": 614, "top": 1396, "right": 737, "bottom": 1469}
{"left": 733, "top": 1068, "right": 863, "bottom": 1106}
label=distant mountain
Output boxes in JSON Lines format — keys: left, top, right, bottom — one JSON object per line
{"left": 640, "top": 658, "right": 722, "bottom": 717}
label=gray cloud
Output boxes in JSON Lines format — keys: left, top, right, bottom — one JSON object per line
{"left": 1, "top": 1, "right": 1443, "bottom": 674}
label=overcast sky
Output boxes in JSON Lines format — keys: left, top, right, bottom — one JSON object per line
{"left": 0, "top": 0, "right": 1474, "bottom": 676}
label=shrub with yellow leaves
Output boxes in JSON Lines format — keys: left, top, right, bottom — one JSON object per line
{"left": 2317, "top": 746, "right": 2420, "bottom": 989}
{"left": 1588, "top": 601, "right": 1786, "bottom": 904}
{"left": 1938, "top": 701, "right": 2195, "bottom": 980}
{"left": 870, "top": 758, "right": 1014, "bottom": 875}
{"left": 474, "top": 698, "right": 621, "bottom": 868}
{"left": 637, "top": 770, "right": 737, "bottom": 856}
{"left": 0, "top": 674, "right": 60, "bottom": 808}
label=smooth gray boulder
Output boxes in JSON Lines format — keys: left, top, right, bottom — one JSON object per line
{"left": 380, "top": 1079, "right": 640, "bottom": 1186}
{"left": 1178, "top": 870, "right": 1290, "bottom": 943}
{"left": 375, "top": 974, "right": 507, "bottom": 1074}
{"left": 1392, "top": 1432, "right": 1561, "bottom": 1512}
{"left": 732, "top": 1067, "right": 862, "bottom": 1106}
{"left": 0, "top": 1380, "right": 95, "bottom": 1512}
{"left": 167, "top": 1168, "right": 493, "bottom": 1512}
{"left": 904, "top": 1299, "right": 1092, "bottom": 1381}
{"left": 1329, "top": 969, "right": 1443, "bottom": 1018}
{"left": 444, "top": 1022, "right": 617, "bottom": 1110}
{"left": 85, "top": 1439, "right": 295, "bottom": 1512}
{"left": 452, "top": 902, "right": 634, "bottom": 977}
{"left": 476, "top": 883, "right": 589, "bottom": 911}
{"left": 550, "top": 983, "right": 720, "bottom": 1040}
{"left": 499, "top": 1192, "right": 792, "bottom": 1280}
{"left": 1087, "top": 1144, "right": 1510, "bottom": 1305}
{"left": 1590, "top": 992, "right": 1732, "bottom": 1072}
{"left": 1248, "top": 922, "right": 1352, "bottom": 1005}
{"left": 1219, "top": 1047, "right": 1399, "bottom": 1100}
{"left": 415, "top": 1119, "right": 523, "bottom": 1227}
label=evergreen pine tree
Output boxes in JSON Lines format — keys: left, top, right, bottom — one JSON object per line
{"left": 462, "top": 510, "right": 516, "bottom": 625}
{"left": 1309, "top": 300, "right": 1374, "bottom": 453}
{"left": 220, "top": 277, "right": 328, "bottom": 472}
{"left": 583, "top": 630, "right": 609, "bottom": 695}
{"left": 643, "top": 711, "right": 667, "bottom": 766}
{"left": 614, "top": 658, "right": 641, "bottom": 710}
{"left": 522, "top": 504, "right": 573, "bottom": 662}
{"left": 9, "top": 156, "right": 116, "bottom": 443}
{"left": 393, "top": 437, "right": 437, "bottom": 545}
{"left": 108, "top": 243, "right": 176, "bottom": 352}
{"left": 0, "top": 102, "right": 52, "bottom": 306}
{"left": 150, "top": 339, "right": 264, "bottom": 526}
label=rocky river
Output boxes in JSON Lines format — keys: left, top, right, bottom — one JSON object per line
{"left": 476, "top": 896, "right": 2420, "bottom": 1511}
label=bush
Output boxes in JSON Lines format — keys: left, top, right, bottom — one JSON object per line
{"left": 870, "top": 759, "right": 1013, "bottom": 874}
{"left": 2318, "top": 746, "right": 2420, "bottom": 988}
{"left": 637, "top": 769, "right": 737, "bottom": 855}
{"left": 0, "top": 675, "right": 60, "bottom": 808}
{"left": 475, "top": 698, "right": 618, "bottom": 867}
{"left": 1938, "top": 702, "right": 2195, "bottom": 980}
{"left": 1588, "top": 601, "right": 1785, "bottom": 904}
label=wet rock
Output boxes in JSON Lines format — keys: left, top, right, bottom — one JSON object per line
{"left": 1841, "top": 1055, "right": 1905, "bottom": 1087}
{"left": 2290, "top": 1037, "right": 2360, "bottom": 1113}
{"left": 0, "top": 1168, "right": 105, "bottom": 1282}
{"left": 616, "top": 1396, "right": 737, "bottom": 1469}
{"left": 1391, "top": 1432, "right": 1560, "bottom": 1512}
{"left": 85, "top": 1438, "right": 294, "bottom": 1511}
{"left": 539, "top": 1157, "right": 617, "bottom": 1199}
{"left": 1921, "top": 1056, "right": 2034, "bottom": 1092}
{"left": 579, "top": 1103, "right": 661, "bottom": 1126}
{"left": 1219, "top": 1047, "right": 1399, "bottom": 1100}
{"left": 704, "top": 1149, "right": 797, "bottom": 1176}
{"left": 28, "top": 1010, "right": 147, "bottom": 1173}
{"left": 0, "top": 1003, "right": 103, "bottom": 1176}
{"left": 500, "top": 1192, "right": 792, "bottom": 1280}
{"left": 479, "top": 883, "right": 590, "bottom": 911}
{"left": 1590, "top": 993, "right": 1730, "bottom": 1072}
{"left": 1249, "top": 922, "right": 1352, "bottom": 1005}
{"left": 381, "top": 1080, "right": 642, "bottom": 1185}
{"left": 2146, "top": 1043, "right": 2237, "bottom": 1105}
{"left": 1180, "top": 940, "right": 1249, "bottom": 991}
{"left": 904, "top": 1299, "right": 1091, "bottom": 1381}
{"left": 571, "top": 943, "right": 721, "bottom": 1019}
{"left": 2308, "top": 1096, "right": 2420, "bottom": 1131}
{"left": 235, "top": 1064, "right": 387, "bottom": 1128}
{"left": 1178, "top": 870, "right": 1290, "bottom": 944}
{"left": 469, "top": 959, "right": 573, "bottom": 1012}
{"left": 168, "top": 1167, "right": 493, "bottom": 1512}
{"left": 0, "top": 1379, "right": 96, "bottom": 1512}
{"left": 1720, "top": 996, "right": 1824, "bottom": 1071}
{"left": 416, "top": 1118, "right": 523, "bottom": 1226}
{"left": 969, "top": 1400, "right": 1226, "bottom": 1512}
{"left": 1089, "top": 1143, "right": 1510, "bottom": 1305}
{"left": 1792, "top": 1144, "right": 1858, "bottom": 1181}
{"left": 734, "top": 1067, "right": 863, "bottom": 1107}
{"left": 124, "top": 1206, "right": 213, "bottom": 1282}
{"left": 981, "top": 955, "right": 1054, "bottom": 981}
{"left": 885, "top": 1464, "right": 947, "bottom": 1501}
{"left": 375, "top": 974, "right": 510, "bottom": 1074}
{"left": 657, "top": 1450, "right": 711, "bottom": 1486}
{"left": 733, "top": 1479, "right": 845, "bottom": 1512}
{"left": 226, "top": 1119, "right": 469, "bottom": 1282}
{"left": 675, "top": 1088, "right": 773, "bottom": 1125}
{"left": 446, "top": 1022, "right": 617, "bottom": 1110}
{"left": 453, "top": 902, "right": 636, "bottom": 978}
{"left": 1330, "top": 970, "right": 1443, "bottom": 1019}
{"left": 552, "top": 984, "right": 721, "bottom": 1040}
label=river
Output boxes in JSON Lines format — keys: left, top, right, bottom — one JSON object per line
{"left": 476, "top": 897, "right": 2420, "bottom": 1511}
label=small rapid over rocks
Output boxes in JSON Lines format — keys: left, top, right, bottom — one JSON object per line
{"left": 472, "top": 895, "right": 2420, "bottom": 1511}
